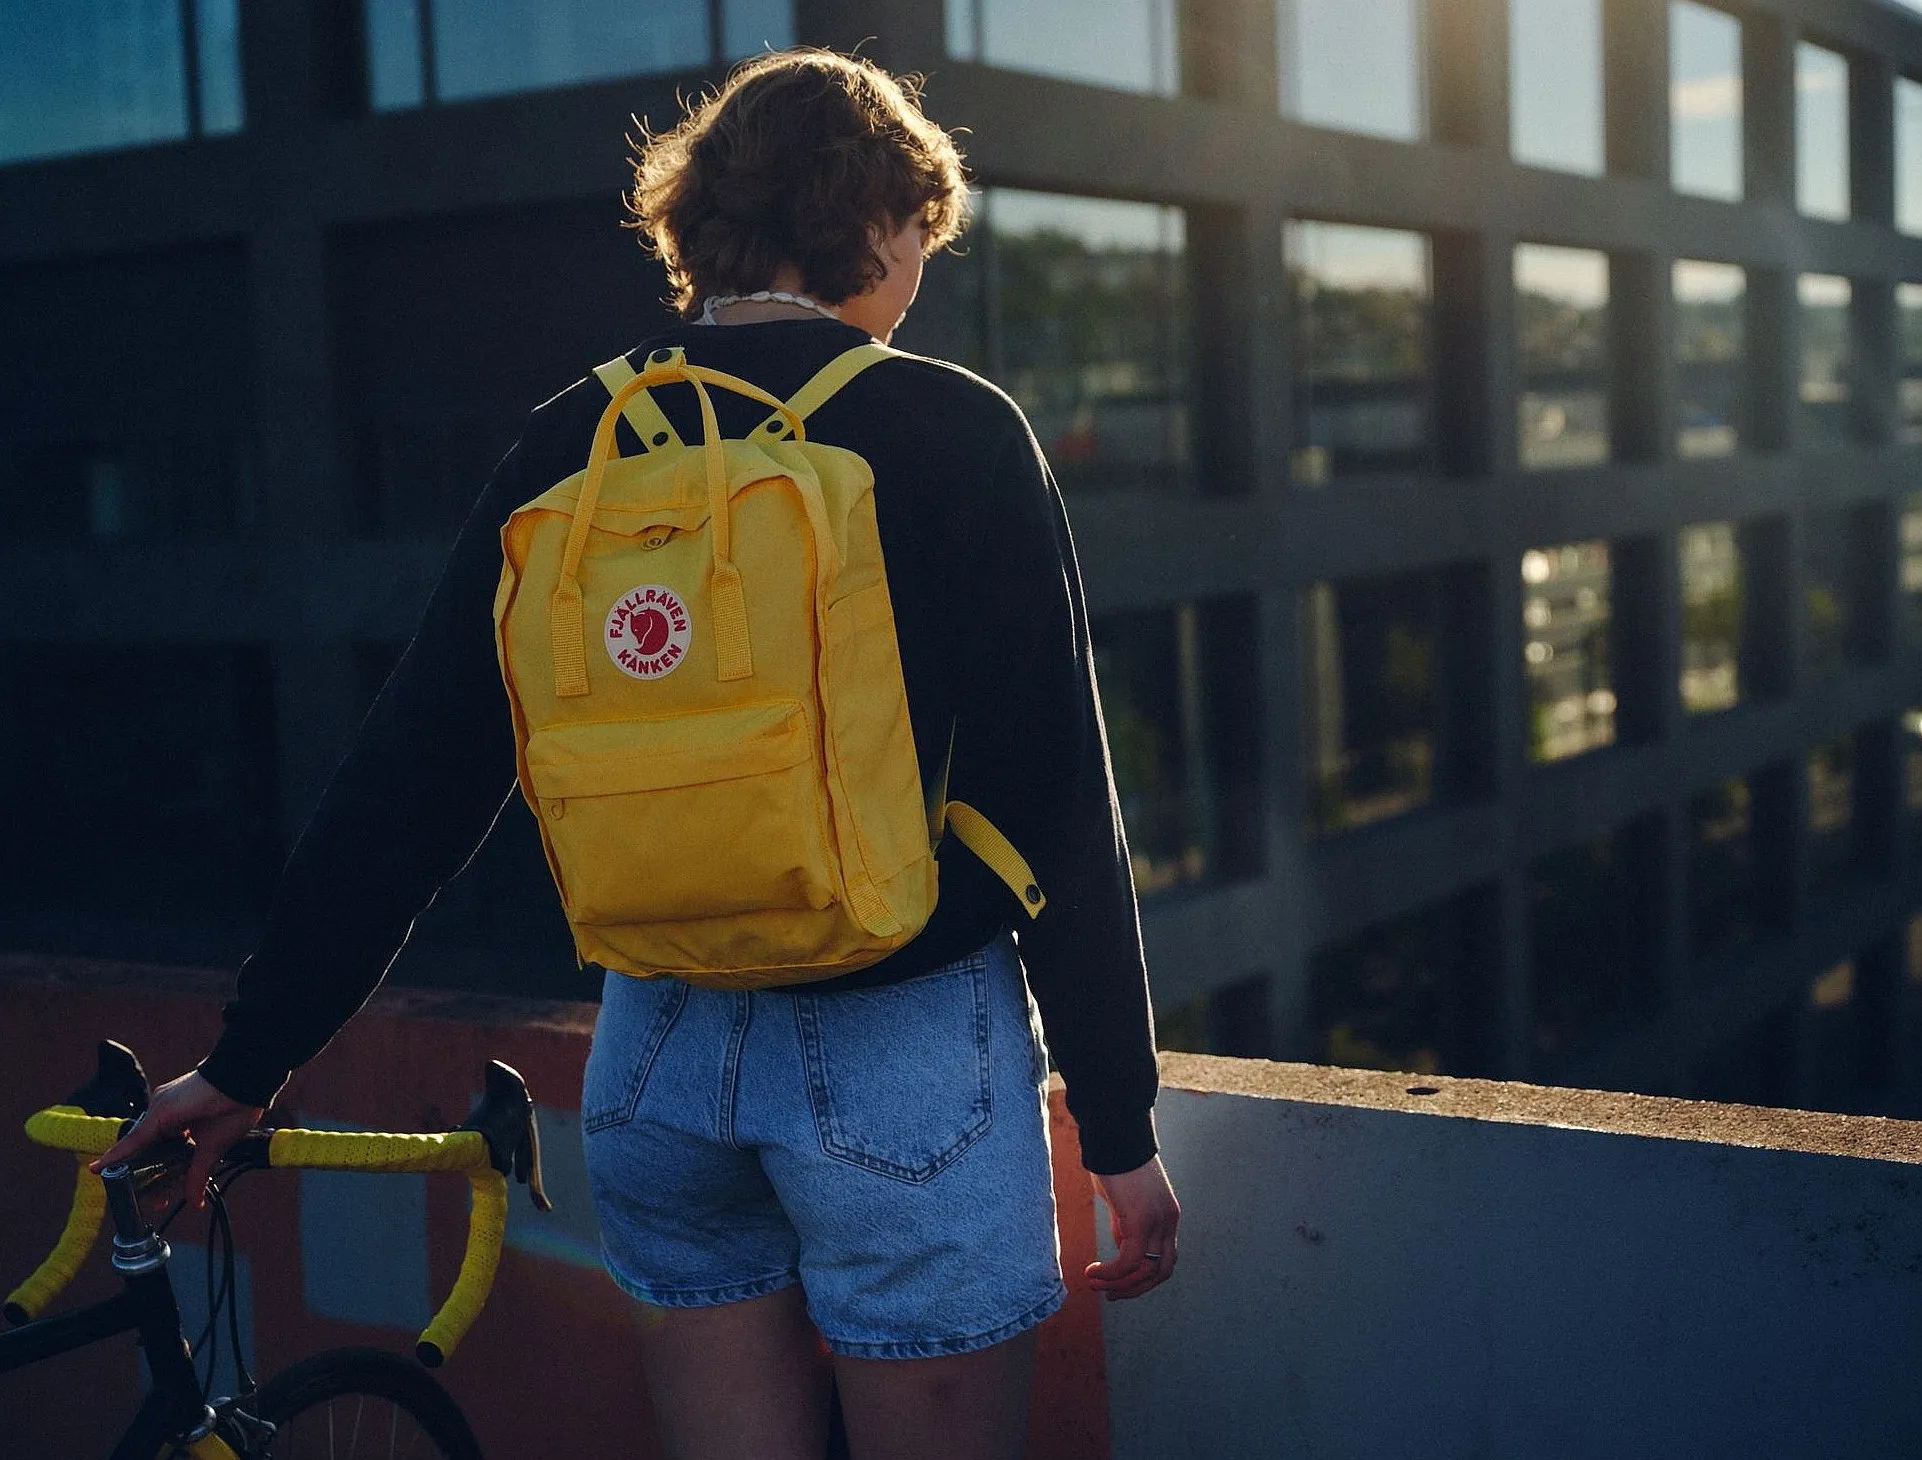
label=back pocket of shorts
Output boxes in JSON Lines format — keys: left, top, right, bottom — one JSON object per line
{"left": 794, "top": 957, "right": 992, "bottom": 1184}
{"left": 583, "top": 977, "right": 689, "bottom": 1134}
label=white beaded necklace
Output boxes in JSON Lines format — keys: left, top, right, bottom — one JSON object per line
{"left": 700, "top": 289, "right": 842, "bottom": 325}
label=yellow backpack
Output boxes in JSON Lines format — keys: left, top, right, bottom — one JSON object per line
{"left": 492, "top": 341, "right": 1042, "bottom": 990}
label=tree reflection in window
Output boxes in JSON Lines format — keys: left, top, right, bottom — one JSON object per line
{"left": 1898, "top": 282, "right": 1922, "bottom": 446}
{"left": 1522, "top": 540, "right": 1615, "bottom": 761}
{"left": 1515, "top": 244, "right": 1610, "bottom": 469}
{"left": 1309, "top": 894, "right": 1483, "bottom": 1076}
{"left": 1673, "top": 260, "right": 1745, "bottom": 458}
{"left": 1528, "top": 822, "right": 1658, "bottom": 1070}
{"left": 1807, "top": 732, "right": 1857, "bottom": 896}
{"left": 1688, "top": 776, "right": 1756, "bottom": 961}
{"left": 1679, "top": 521, "right": 1743, "bottom": 713}
{"left": 1798, "top": 273, "right": 1854, "bottom": 448}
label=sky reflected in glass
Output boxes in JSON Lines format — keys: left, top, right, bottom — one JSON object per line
{"left": 1796, "top": 42, "right": 1851, "bottom": 221}
{"left": 1899, "top": 76, "right": 1922, "bottom": 237}
{"left": 1511, "top": 0, "right": 1604, "bottom": 176}
{"left": 946, "top": 0, "right": 1178, "bottom": 95}
{"left": 0, "top": 0, "right": 191, "bottom": 164}
{"left": 1670, "top": 1, "right": 1741, "bottom": 201}
{"left": 1279, "top": 0, "right": 1425, "bottom": 141}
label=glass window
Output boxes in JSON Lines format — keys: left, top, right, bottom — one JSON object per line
{"left": 1901, "top": 495, "right": 1922, "bottom": 638}
{"left": 0, "top": 437, "right": 255, "bottom": 540}
{"left": 368, "top": 0, "right": 792, "bottom": 107}
{"left": 958, "top": 190, "right": 1192, "bottom": 494}
{"left": 1900, "top": 77, "right": 1922, "bottom": 237}
{"left": 1669, "top": 1, "right": 1743, "bottom": 202}
{"left": 1798, "top": 273, "right": 1854, "bottom": 448}
{"left": 1510, "top": 0, "right": 1605, "bottom": 176}
{"left": 1802, "top": 958, "right": 1868, "bottom": 1114}
{"left": 1303, "top": 572, "right": 1441, "bottom": 835}
{"left": 1688, "top": 777, "right": 1757, "bottom": 961}
{"left": 1516, "top": 244, "right": 1610, "bottom": 469}
{"left": 1899, "top": 282, "right": 1922, "bottom": 446}
{"left": 1156, "top": 973, "right": 1271, "bottom": 1058}
{"left": 1528, "top": 823, "right": 1658, "bottom": 1069}
{"left": 1673, "top": 259, "right": 1745, "bottom": 457}
{"left": 1804, "top": 507, "right": 1864, "bottom": 678}
{"left": 0, "top": 0, "right": 250, "bottom": 165}
{"left": 1808, "top": 733, "right": 1857, "bottom": 895}
{"left": 1285, "top": 221, "right": 1433, "bottom": 484}
{"left": 1796, "top": 42, "right": 1851, "bottom": 222}
{"left": 1308, "top": 893, "right": 1486, "bottom": 1076}
{"left": 1522, "top": 541, "right": 1615, "bottom": 762}
{"left": 946, "top": 0, "right": 1178, "bottom": 96}
{"left": 1278, "top": 0, "right": 1425, "bottom": 141}
{"left": 1902, "top": 709, "right": 1922, "bottom": 834}
{"left": 1092, "top": 597, "right": 1261, "bottom": 896}
{"left": 1679, "top": 521, "right": 1743, "bottom": 714}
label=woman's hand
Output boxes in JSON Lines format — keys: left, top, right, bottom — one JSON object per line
{"left": 1086, "top": 1154, "right": 1179, "bottom": 1301}
{"left": 92, "top": 1071, "right": 264, "bottom": 1211}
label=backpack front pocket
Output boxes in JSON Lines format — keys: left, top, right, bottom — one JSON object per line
{"left": 525, "top": 701, "right": 836, "bottom": 926}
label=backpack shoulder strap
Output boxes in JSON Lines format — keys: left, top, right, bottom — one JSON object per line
{"left": 757, "top": 341, "right": 900, "bottom": 441}
{"left": 595, "top": 349, "right": 685, "bottom": 454}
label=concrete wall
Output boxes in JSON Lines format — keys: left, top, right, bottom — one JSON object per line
{"left": 1102, "top": 1054, "right": 1922, "bottom": 1460}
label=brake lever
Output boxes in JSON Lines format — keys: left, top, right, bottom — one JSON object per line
{"left": 458, "top": 1061, "right": 552, "bottom": 1212}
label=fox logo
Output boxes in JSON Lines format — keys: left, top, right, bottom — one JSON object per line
{"left": 605, "top": 585, "right": 691, "bottom": 679}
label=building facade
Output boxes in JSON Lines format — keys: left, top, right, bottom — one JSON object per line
{"left": 4, "top": 0, "right": 1922, "bottom": 1116}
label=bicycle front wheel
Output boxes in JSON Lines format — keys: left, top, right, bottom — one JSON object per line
{"left": 244, "top": 1346, "right": 483, "bottom": 1459}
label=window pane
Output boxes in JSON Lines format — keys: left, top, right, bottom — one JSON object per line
{"left": 1902, "top": 494, "right": 1922, "bottom": 637}
{"left": 974, "top": 190, "right": 1191, "bottom": 493}
{"left": 1510, "top": 0, "right": 1604, "bottom": 176}
{"left": 722, "top": 0, "right": 796, "bottom": 59}
{"left": 1804, "top": 506, "right": 1863, "bottom": 677}
{"left": 1529, "top": 823, "right": 1658, "bottom": 1069}
{"left": 1673, "top": 259, "right": 1745, "bottom": 457}
{"left": 1679, "top": 521, "right": 1742, "bottom": 713}
{"left": 1516, "top": 244, "right": 1610, "bottom": 469}
{"left": 1798, "top": 272, "right": 1853, "bottom": 448}
{"left": 1796, "top": 42, "right": 1851, "bottom": 221}
{"left": 366, "top": 0, "right": 426, "bottom": 110}
{"left": 0, "top": 0, "right": 189, "bottom": 165}
{"left": 1522, "top": 541, "right": 1615, "bottom": 761}
{"left": 0, "top": 437, "right": 253, "bottom": 539}
{"left": 1808, "top": 733, "right": 1857, "bottom": 895}
{"left": 1156, "top": 973, "right": 1271, "bottom": 1057}
{"left": 1303, "top": 573, "right": 1440, "bottom": 834}
{"left": 1279, "top": 0, "right": 1425, "bottom": 141}
{"left": 946, "top": 0, "right": 1178, "bottom": 95}
{"left": 1803, "top": 958, "right": 1870, "bottom": 1114}
{"left": 1688, "top": 777, "right": 1757, "bottom": 962}
{"left": 1670, "top": 1, "right": 1742, "bottom": 202}
{"left": 1899, "top": 281, "right": 1922, "bottom": 446}
{"left": 194, "top": 0, "right": 244, "bottom": 134}
{"left": 431, "top": 0, "right": 710, "bottom": 103}
{"left": 1093, "top": 597, "right": 1261, "bottom": 896}
{"left": 1900, "top": 77, "right": 1922, "bottom": 237}
{"left": 1903, "top": 709, "right": 1922, "bottom": 838}
{"left": 1309, "top": 893, "right": 1485, "bottom": 1076}
{"left": 1285, "top": 221, "right": 1433, "bottom": 483}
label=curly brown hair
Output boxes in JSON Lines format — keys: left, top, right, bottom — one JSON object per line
{"left": 626, "top": 50, "right": 969, "bottom": 318}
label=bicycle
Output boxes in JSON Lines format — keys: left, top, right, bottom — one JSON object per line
{"left": 2, "top": 1039, "right": 550, "bottom": 1458}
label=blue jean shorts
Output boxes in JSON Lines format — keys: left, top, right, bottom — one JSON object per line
{"left": 580, "top": 931, "right": 1067, "bottom": 1359}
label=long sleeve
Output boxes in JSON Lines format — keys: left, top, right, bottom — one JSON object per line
{"left": 943, "top": 422, "right": 1160, "bottom": 1175}
{"left": 196, "top": 439, "right": 535, "bottom": 1106}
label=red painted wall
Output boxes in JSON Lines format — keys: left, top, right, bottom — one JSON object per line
{"left": 0, "top": 961, "right": 1109, "bottom": 1458}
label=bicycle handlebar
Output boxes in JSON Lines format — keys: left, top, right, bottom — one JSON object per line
{"left": 8, "top": 1056, "right": 548, "bottom": 1368}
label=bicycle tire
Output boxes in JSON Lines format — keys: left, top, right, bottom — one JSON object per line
{"left": 241, "top": 1346, "right": 484, "bottom": 1459}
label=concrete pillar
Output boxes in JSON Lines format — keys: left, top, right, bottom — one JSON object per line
{"left": 1429, "top": 0, "right": 1508, "bottom": 152}
{"left": 1604, "top": 0, "right": 1671, "bottom": 182}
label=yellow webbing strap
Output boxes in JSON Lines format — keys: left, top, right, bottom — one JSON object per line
{"left": 6, "top": 1153, "right": 105, "bottom": 1323}
{"left": 944, "top": 801, "right": 1046, "bottom": 918}
{"left": 594, "top": 352, "right": 684, "bottom": 454}
{"left": 758, "top": 340, "right": 899, "bottom": 437}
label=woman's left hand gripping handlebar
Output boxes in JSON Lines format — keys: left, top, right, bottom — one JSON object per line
{"left": 92, "top": 1072, "right": 265, "bottom": 1210}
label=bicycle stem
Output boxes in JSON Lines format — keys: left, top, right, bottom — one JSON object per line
{"left": 100, "top": 1162, "right": 169, "bottom": 1275}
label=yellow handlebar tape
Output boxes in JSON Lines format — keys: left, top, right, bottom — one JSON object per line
{"left": 5, "top": 1156, "right": 106, "bottom": 1324}
{"left": 24, "top": 1105, "right": 122, "bottom": 1156}
{"left": 416, "top": 1169, "right": 508, "bottom": 1367}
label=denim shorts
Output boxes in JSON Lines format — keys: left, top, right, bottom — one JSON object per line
{"left": 580, "top": 931, "right": 1067, "bottom": 1359}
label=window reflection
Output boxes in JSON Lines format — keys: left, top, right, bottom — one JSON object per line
{"left": 1510, "top": 0, "right": 1605, "bottom": 176}
{"left": 1309, "top": 894, "right": 1484, "bottom": 1076}
{"left": 0, "top": 0, "right": 245, "bottom": 165}
{"left": 1900, "top": 77, "right": 1922, "bottom": 237}
{"left": 367, "top": 0, "right": 793, "bottom": 107}
{"left": 1688, "top": 778, "right": 1756, "bottom": 961}
{"left": 1679, "top": 521, "right": 1742, "bottom": 714}
{"left": 1796, "top": 42, "right": 1851, "bottom": 221}
{"left": 952, "top": 190, "right": 1192, "bottom": 493}
{"left": 1804, "top": 507, "right": 1862, "bottom": 678}
{"left": 1901, "top": 495, "right": 1922, "bottom": 637}
{"left": 1092, "top": 597, "right": 1260, "bottom": 897}
{"left": 1286, "top": 221, "right": 1433, "bottom": 484}
{"left": 1807, "top": 732, "right": 1857, "bottom": 895}
{"left": 1670, "top": 2, "right": 1742, "bottom": 202}
{"left": 1899, "top": 282, "right": 1922, "bottom": 446}
{"left": 1903, "top": 709, "right": 1922, "bottom": 828}
{"left": 1156, "top": 973, "right": 1271, "bottom": 1057}
{"left": 1303, "top": 572, "right": 1441, "bottom": 835}
{"left": 1529, "top": 823, "right": 1657, "bottom": 1068}
{"left": 945, "top": 0, "right": 1178, "bottom": 96}
{"left": 1673, "top": 260, "right": 1745, "bottom": 458}
{"left": 1279, "top": 0, "right": 1425, "bottom": 141}
{"left": 1522, "top": 541, "right": 1615, "bottom": 762}
{"left": 1515, "top": 244, "right": 1610, "bottom": 469}
{"left": 1798, "top": 273, "right": 1854, "bottom": 448}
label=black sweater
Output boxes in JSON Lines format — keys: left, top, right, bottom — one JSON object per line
{"left": 198, "top": 318, "right": 1159, "bottom": 1174}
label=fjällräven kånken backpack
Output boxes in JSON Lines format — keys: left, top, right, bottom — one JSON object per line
{"left": 491, "top": 341, "right": 1042, "bottom": 989}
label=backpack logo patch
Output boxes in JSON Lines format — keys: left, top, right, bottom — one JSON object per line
{"left": 606, "top": 585, "right": 691, "bottom": 679}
